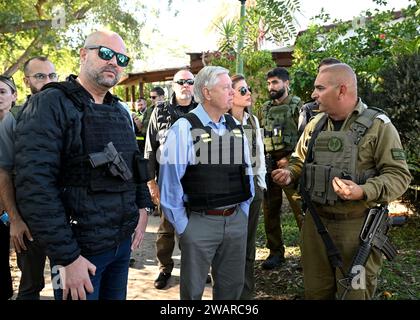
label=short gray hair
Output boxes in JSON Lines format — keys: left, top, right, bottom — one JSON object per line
{"left": 193, "top": 66, "right": 229, "bottom": 104}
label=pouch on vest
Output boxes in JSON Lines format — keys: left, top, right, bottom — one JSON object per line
{"left": 133, "top": 151, "right": 150, "bottom": 183}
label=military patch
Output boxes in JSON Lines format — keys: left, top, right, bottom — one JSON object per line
{"left": 391, "top": 148, "right": 406, "bottom": 160}
{"left": 327, "top": 137, "right": 343, "bottom": 152}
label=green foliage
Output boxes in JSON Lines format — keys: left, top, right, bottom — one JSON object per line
{"left": 290, "top": 2, "right": 420, "bottom": 102}
{"left": 214, "top": 0, "right": 300, "bottom": 57}
{"left": 214, "top": 19, "right": 238, "bottom": 54}
{"left": 376, "top": 215, "right": 420, "bottom": 300}
{"left": 0, "top": 0, "right": 150, "bottom": 103}
{"left": 253, "top": 0, "right": 300, "bottom": 45}
{"left": 378, "top": 53, "right": 420, "bottom": 211}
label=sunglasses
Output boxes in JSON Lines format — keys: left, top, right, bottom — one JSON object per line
{"left": 85, "top": 45, "right": 130, "bottom": 67}
{"left": 26, "top": 73, "right": 58, "bottom": 81}
{"left": 238, "top": 86, "right": 252, "bottom": 96}
{"left": 175, "top": 79, "right": 194, "bottom": 86}
{"left": 150, "top": 96, "right": 158, "bottom": 99}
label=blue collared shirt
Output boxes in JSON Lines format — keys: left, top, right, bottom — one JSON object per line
{"left": 158, "top": 104, "right": 254, "bottom": 235}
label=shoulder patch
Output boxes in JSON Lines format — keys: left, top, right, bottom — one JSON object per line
{"left": 391, "top": 148, "right": 406, "bottom": 160}
{"left": 376, "top": 114, "right": 391, "bottom": 124}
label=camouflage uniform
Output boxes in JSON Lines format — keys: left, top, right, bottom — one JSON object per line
{"left": 261, "top": 94, "right": 304, "bottom": 260}
{"left": 288, "top": 99, "right": 411, "bottom": 299}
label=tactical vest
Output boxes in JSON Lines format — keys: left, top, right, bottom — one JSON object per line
{"left": 156, "top": 99, "right": 197, "bottom": 131}
{"left": 180, "top": 113, "right": 252, "bottom": 211}
{"left": 42, "top": 80, "right": 146, "bottom": 192}
{"left": 304, "top": 108, "right": 382, "bottom": 205}
{"left": 262, "top": 95, "right": 301, "bottom": 153}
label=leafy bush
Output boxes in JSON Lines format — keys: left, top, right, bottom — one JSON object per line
{"left": 378, "top": 53, "right": 420, "bottom": 211}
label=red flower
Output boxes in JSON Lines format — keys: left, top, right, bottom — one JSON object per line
{"left": 379, "top": 34, "right": 386, "bottom": 39}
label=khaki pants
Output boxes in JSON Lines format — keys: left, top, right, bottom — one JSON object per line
{"left": 263, "top": 178, "right": 303, "bottom": 257}
{"left": 301, "top": 213, "right": 383, "bottom": 300}
{"left": 240, "top": 179, "right": 264, "bottom": 300}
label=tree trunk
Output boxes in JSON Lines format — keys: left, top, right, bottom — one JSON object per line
{"left": 3, "top": 35, "right": 42, "bottom": 77}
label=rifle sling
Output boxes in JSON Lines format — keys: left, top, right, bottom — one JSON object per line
{"left": 301, "top": 114, "right": 345, "bottom": 274}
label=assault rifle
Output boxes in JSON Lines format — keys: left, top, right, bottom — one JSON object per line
{"left": 339, "top": 205, "right": 397, "bottom": 299}
{"left": 89, "top": 142, "right": 133, "bottom": 181}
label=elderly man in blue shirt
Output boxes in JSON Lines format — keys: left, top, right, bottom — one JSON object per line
{"left": 158, "top": 66, "right": 254, "bottom": 300}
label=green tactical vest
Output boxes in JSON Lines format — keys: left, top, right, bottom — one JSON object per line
{"left": 262, "top": 95, "right": 301, "bottom": 153}
{"left": 304, "top": 108, "right": 383, "bottom": 205}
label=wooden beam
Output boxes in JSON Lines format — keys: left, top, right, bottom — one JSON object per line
{"left": 131, "top": 85, "right": 136, "bottom": 106}
{"left": 139, "top": 81, "right": 144, "bottom": 98}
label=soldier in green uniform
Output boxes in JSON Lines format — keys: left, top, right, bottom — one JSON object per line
{"left": 260, "top": 67, "right": 304, "bottom": 269}
{"left": 272, "top": 63, "right": 411, "bottom": 299}
{"left": 132, "top": 97, "right": 147, "bottom": 152}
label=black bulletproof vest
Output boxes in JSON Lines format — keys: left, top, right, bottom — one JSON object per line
{"left": 80, "top": 102, "right": 138, "bottom": 192}
{"left": 181, "top": 113, "right": 252, "bottom": 211}
{"left": 44, "top": 81, "right": 139, "bottom": 192}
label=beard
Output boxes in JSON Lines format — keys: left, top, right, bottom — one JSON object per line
{"left": 90, "top": 66, "right": 121, "bottom": 88}
{"left": 30, "top": 83, "right": 40, "bottom": 94}
{"left": 178, "top": 91, "right": 192, "bottom": 100}
{"left": 269, "top": 87, "right": 285, "bottom": 100}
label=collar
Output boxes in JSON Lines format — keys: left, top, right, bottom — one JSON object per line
{"left": 193, "top": 104, "right": 227, "bottom": 126}
{"left": 67, "top": 74, "right": 115, "bottom": 105}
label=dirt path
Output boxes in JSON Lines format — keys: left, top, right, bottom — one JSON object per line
{"left": 10, "top": 215, "right": 213, "bottom": 300}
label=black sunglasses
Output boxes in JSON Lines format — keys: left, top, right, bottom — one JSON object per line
{"left": 150, "top": 96, "right": 158, "bottom": 99}
{"left": 239, "top": 86, "right": 252, "bottom": 96}
{"left": 175, "top": 79, "right": 194, "bottom": 86}
{"left": 85, "top": 45, "right": 130, "bottom": 67}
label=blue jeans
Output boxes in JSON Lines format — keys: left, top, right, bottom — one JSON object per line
{"left": 52, "top": 238, "right": 131, "bottom": 300}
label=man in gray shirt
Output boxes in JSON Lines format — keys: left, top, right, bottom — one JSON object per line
{"left": 0, "top": 57, "right": 57, "bottom": 300}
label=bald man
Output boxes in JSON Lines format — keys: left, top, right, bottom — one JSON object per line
{"left": 272, "top": 64, "right": 411, "bottom": 299}
{"left": 14, "top": 30, "right": 152, "bottom": 300}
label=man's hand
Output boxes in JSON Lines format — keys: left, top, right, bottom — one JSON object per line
{"left": 272, "top": 168, "right": 292, "bottom": 186}
{"left": 147, "top": 179, "right": 160, "bottom": 205}
{"left": 276, "top": 157, "right": 289, "bottom": 168}
{"left": 9, "top": 214, "right": 33, "bottom": 253}
{"left": 332, "top": 177, "right": 364, "bottom": 201}
{"left": 60, "top": 255, "right": 96, "bottom": 300}
{"left": 132, "top": 114, "right": 142, "bottom": 131}
{"left": 131, "top": 208, "right": 148, "bottom": 250}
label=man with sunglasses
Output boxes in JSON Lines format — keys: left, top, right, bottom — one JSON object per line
{"left": 260, "top": 67, "right": 304, "bottom": 270}
{"left": 14, "top": 30, "right": 152, "bottom": 300}
{"left": 0, "top": 57, "right": 57, "bottom": 300}
{"left": 149, "top": 86, "right": 165, "bottom": 107}
{"left": 145, "top": 69, "right": 198, "bottom": 290}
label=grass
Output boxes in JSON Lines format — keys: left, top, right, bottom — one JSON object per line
{"left": 255, "top": 208, "right": 420, "bottom": 300}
